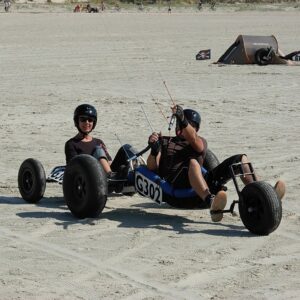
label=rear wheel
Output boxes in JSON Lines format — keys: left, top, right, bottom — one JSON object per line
{"left": 18, "top": 158, "right": 46, "bottom": 203}
{"left": 239, "top": 181, "right": 282, "bottom": 235}
{"left": 63, "top": 154, "right": 108, "bottom": 219}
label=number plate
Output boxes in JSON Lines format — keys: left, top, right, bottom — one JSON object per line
{"left": 47, "top": 166, "right": 65, "bottom": 184}
{"left": 135, "top": 171, "right": 163, "bottom": 204}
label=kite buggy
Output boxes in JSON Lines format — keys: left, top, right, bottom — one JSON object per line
{"left": 18, "top": 144, "right": 282, "bottom": 236}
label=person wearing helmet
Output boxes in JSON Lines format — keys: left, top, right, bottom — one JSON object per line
{"left": 147, "top": 105, "right": 285, "bottom": 223}
{"left": 65, "top": 104, "right": 111, "bottom": 170}
{"left": 65, "top": 104, "right": 137, "bottom": 179}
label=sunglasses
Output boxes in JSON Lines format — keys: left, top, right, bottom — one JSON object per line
{"left": 79, "top": 116, "right": 94, "bottom": 123}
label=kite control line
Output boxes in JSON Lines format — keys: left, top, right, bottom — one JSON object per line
{"left": 141, "top": 105, "right": 155, "bottom": 133}
{"left": 163, "top": 81, "right": 176, "bottom": 106}
{"left": 150, "top": 93, "right": 169, "bottom": 125}
{"left": 162, "top": 81, "right": 177, "bottom": 132}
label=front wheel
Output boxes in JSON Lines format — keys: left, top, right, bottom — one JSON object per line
{"left": 63, "top": 154, "right": 108, "bottom": 219}
{"left": 18, "top": 158, "right": 46, "bottom": 203}
{"left": 239, "top": 181, "right": 282, "bottom": 235}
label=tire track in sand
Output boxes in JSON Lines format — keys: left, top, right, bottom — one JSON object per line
{"left": 0, "top": 226, "right": 198, "bottom": 299}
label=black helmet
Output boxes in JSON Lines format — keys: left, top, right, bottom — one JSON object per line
{"left": 184, "top": 109, "right": 201, "bottom": 131}
{"left": 74, "top": 104, "right": 97, "bottom": 132}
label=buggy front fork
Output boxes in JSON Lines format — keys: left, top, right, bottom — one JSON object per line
{"left": 210, "top": 162, "right": 257, "bottom": 215}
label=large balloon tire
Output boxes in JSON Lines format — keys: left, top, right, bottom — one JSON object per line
{"left": 239, "top": 181, "right": 282, "bottom": 235}
{"left": 18, "top": 158, "right": 46, "bottom": 203}
{"left": 63, "top": 154, "right": 108, "bottom": 219}
{"left": 164, "top": 148, "right": 219, "bottom": 209}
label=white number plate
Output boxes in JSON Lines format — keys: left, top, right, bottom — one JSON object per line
{"left": 47, "top": 166, "right": 65, "bottom": 184}
{"left": 135, "top": 172, "right": 163, "bottom": 204}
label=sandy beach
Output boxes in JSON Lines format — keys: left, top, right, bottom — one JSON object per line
{"left": 0, "top": 6, "right": 300, "bottom": 299}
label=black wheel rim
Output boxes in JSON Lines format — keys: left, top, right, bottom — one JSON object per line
{"left": 245, "top": 195, "right": 264, "bottom": 221}
{"left": 73, "top": 175, "right": 87, "bottom": 204}
{"left": 22, "top": 170, "right": 34, "bottom": 194}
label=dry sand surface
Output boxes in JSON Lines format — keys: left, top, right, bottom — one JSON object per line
{"left": 0, "top": 8, "right": 300, "bottom": 300}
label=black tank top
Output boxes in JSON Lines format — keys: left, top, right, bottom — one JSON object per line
{"left": 158, "top": 135, "right": 207, "bottom": 181}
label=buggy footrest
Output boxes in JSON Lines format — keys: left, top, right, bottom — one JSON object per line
{"left": 210, "top": 200, "right": 239, "bottom": 215}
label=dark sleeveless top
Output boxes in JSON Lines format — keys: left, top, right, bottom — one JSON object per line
{"left": 158, "top": 135, "right": 207, "bottom": 183}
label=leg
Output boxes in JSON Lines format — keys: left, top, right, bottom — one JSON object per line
{"left": 207, "top": 154, "right": 255, "bottom": 188}
{"left": 110, "top": 144, "right": 137, "bottom": 172}
{"left": 99, "top": 158, "right": 111, "bottom": 174}
{"left": 241, "top": 157, "right": 286, "bottom": 200}
{"left": 224, "top": 154, "right": 285, "bottom": 200}
{"left": 204, "top": 154, "right": 255, "bottom": 221}
{"left": 92, "top": 146, "right": 112, "bottom": 174}
{"left": 188, "top": 159, "right": 210, "bottom": 200}
{"left": 274, "top": 180, "right": 286, "bottom": 201}
{"left": 240, "top": 155, "right": 255, "bottom": 185}
{"left": 208, "top": 154, "right": 286, "bottom": 201}
{"left": 188, "top": 159, "right": 227, "bottom": 222}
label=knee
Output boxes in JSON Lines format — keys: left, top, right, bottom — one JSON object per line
{"left": 241, "top": 154, "right": 249, "bottom": 164}
{"left": 188, "top": 159, "right": 207, "bottom": 187}
{"left": 122, "top": 144, "right": 132, "bottom": 149}
{"left": 92, "top": 146, "right": 108, "bottom": 161}
{"left": 189, "top": 159, "right": 202, "bottom": 176}
{"left": 189, "top": 159, "right": 200, "bottom": 168}
{"left": 122, "top": 144, "right": 137, "bottom": 156}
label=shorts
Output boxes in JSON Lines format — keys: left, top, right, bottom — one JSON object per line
{"left": 165, "top": 159, "right": 194, "bottom": 189}
{"left": 169, "top": 166, "right": 191, "bottom": 189}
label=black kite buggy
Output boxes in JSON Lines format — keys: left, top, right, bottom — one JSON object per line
{"left": 18, "top": 146, "right": 282, "bottom": 236}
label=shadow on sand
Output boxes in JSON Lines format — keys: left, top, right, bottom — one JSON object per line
{"left": 0, "top": 195, "right": 252, "bottom": 237}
